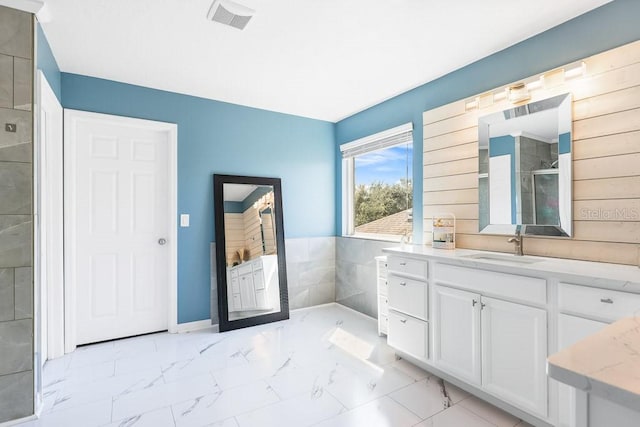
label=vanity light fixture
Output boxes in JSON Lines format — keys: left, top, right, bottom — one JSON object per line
{"left": 508, "top": 83, "right": 530, "bottom": 104}
{"left": 464, "top": 61, "right": 587, "bottom": 111}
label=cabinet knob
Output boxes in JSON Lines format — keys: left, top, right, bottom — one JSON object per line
{"left": 399, "top": 281, "right": 407, "bottom": 286}
{"left": 400, "top": 318, "right": 407, "bottom": 324}
{"left": 472, "top": 299, "right": 477, "bottom": 306}
{"left": 600, "top": 298, "right": 613, "bottom": 304}
{"left": 399, "top": 262, "right": 407, "bottom": 266}
{"left": 481, "top": 302, "right": 486, "bottom": 309}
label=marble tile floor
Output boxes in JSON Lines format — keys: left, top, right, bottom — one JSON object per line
{"left": 22, "top": 304, "right": 535, "bottom": 427}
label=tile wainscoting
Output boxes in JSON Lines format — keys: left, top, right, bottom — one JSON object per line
{"left": 335, "top": 237, "right": 391, "bottom": 318}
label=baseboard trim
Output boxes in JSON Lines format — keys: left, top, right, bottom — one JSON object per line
{"left": 173, "top": 319, "right": 218, "bottom": 333}
{"left": 333, "top": 302, "right": 377, "bottom": 322}
{"left": 290, "top": 302, "right": 336, "bottom": 313}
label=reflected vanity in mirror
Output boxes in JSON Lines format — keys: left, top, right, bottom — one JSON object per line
{"left": 478, "top": 93, "right": 572, "bottom": 237}
{"left": 213, "top": 174, "right": 289, "bottom": 332}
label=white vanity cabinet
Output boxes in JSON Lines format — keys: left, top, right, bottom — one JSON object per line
{"left": 387, "top": 255, "right": 428, "bottom": 360}
{"left": 375, "top": 256, "right": 389, "bottom": 336}
{"left": 432, "top": 266, "right": 548, "bottom": 418}
{"left": 555, "top": 282, "right": 640, "bottom": 427}
{"left": 227, "top": 255, "right": 278, "bottom": 312}
{"left": 382, "top": 246, "right": 640, "bottom": 427}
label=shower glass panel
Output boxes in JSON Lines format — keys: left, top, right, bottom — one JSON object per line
{"left": 533, "top": 172, "right": 559, "bottom": 225}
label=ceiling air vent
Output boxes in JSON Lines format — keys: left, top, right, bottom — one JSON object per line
{"left": 207, "top": 0, "right": 255, "bottom": 30}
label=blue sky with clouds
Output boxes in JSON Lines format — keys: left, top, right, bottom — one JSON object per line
{"left": 355, "top": 144, "right": 413, "bottom": 186}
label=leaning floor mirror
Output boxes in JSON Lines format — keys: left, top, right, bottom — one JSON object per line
{"left": 213, "top": 174, "right": 289, "bottom": 332}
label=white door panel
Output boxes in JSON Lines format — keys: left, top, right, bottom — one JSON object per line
{"left": 65, "top": 110, "right": 175, "bottom": 346}
{"left": 481, "top": 296, "right": 548, "bottom": 417}
{"left": 432, "top": 284, "right": 481, "bottom": 385}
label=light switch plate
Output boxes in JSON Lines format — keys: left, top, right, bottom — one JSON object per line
{"left": 180, "top": 214, "right": 190, "bottom": 227}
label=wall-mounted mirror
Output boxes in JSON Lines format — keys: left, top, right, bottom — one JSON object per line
{"left": 478, "top": 93, "right": 572, "bottom": 237}
{"left": 213, "top": 174, "right": 289, "bottom": 332}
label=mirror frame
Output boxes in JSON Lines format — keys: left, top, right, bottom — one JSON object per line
{"left": 213, "top": 174, "right": 289, "bottom": 332}
{"left": 478, "top": 92, "right": 572, "bottom": 237}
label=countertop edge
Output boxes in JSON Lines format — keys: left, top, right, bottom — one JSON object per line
{"left": 382, "top": 246, "right": 640, "bottom": 293}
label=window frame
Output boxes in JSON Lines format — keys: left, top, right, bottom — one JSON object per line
{"left": 340, "top": 123, "right": 414, "bottom": 241}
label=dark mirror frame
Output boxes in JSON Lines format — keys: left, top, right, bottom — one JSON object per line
{"left": 213, "top": 174, "right": 289, "bottom": 332}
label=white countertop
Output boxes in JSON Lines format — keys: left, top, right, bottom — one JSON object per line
{"left": 547, "top": 317, "right": 640, "bottom": 412}
{"left": 382, "top": 245, "right": 640, "bottom": 293}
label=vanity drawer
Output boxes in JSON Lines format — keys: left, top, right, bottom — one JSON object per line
{"left": 378, "top": 295, "right": 389, "bottom": 316}
{"left": 238, "top": 263, "right": 253, "bottom": 276}
{"left": 377, "top": 277, "right": 388, "bottom": 296}
{"left": 433, "top": 263, "right": 546, "bottom": 305}
{"left": 379, "top": 315, "right": 388, "bottom": 335}
{"left": 388, "top": 275, "right": 427, "bottom": 320}
{"left": 388, "top": 310, "right": 427, "bottom": 360}
{"left": 377, "top": 257, "right": 388, "bottom": 279}
{"left": 558, "top": 283, "right": 640, "bottom": 322}
{"left": 387, "top": 256, "right": 428, "bottom": 280}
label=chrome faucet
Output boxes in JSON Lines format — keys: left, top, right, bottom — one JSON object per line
{"left": 507, "top": 228, "right": 524, "bottom": 256}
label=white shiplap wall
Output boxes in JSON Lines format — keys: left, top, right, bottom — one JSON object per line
{"left": 423, "top": 40, "right": 640, "bottom": 265}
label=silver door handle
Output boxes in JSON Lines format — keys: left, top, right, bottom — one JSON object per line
{"left": 158, "top": 238, "right": 167, "bottom": 245}
{"left": 600, "top": 298, "right": 613, "bottom": 304}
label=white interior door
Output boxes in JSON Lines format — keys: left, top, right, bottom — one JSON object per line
{"left": 64, "top": 110, "right": 177, "bottom": 347}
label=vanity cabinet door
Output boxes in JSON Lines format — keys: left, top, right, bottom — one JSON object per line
{"left": 432, "top": 285, "right": 481, "bottom": 385}
{"left": 481, "top": 296, "right": 547, "bottom": 418}
{"left": 557, "top": 314, "right": 607, "bottom": 427}
{"left": 239, "top": 273, "right": 256, "bottom": 309}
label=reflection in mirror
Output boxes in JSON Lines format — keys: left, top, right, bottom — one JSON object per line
{"left": 478, "top": 93, "right": 572, "bottom": 237}
{"left": 214, "top": 175, "right": 289, "bottom": 332}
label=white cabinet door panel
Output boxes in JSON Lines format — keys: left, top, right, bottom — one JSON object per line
{"left": 432, "top": 285, "right": 481, "bottom": 385}
{"left": 481, "top": 296, "right": 548, "bottom": 417}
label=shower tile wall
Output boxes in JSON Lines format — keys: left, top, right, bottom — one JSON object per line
{"left": 335, "top": 237, "right": 390, "bottom": 318}
{"left": 0, "top": 5, "right": 33, "bottom": 424}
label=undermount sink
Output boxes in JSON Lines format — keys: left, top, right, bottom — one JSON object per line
{"left": 462, "top": 253, "right": 543, "bottom": 265}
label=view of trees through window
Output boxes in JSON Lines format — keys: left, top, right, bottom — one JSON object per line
{"left": 354, "top": 144, "right": 413, "bottom": 236}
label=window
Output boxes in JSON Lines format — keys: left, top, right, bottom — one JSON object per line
{"left": 341, "top": 123, "right": 413, "bottom": 241}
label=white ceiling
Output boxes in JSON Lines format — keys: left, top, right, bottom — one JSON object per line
{"left": 39, "top": 0, "right": 611, "bottom": 122}
{"left": 223, "top": 183, "right": 257, "bottom": 202}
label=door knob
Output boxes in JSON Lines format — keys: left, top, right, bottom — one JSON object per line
{"left": 158, "top": 238, "right": 167, "bottom": 245}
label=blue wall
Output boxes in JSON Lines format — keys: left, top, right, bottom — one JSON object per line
{"left": 335, "top": 0, "right": 640, "bottom": 243}
{"left": 559, "top": 132, "right": 571, "bottom": 155}
{"left": 61, "top": 74, "right": 335, "bottom": 323}
{"left": 36, "top": 24, "right": 61, "bottom": 101}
